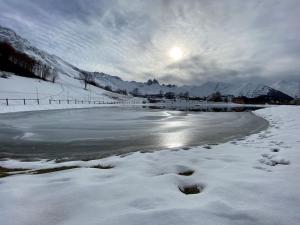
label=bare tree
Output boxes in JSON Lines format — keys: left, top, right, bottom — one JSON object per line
{"left": 50, "top": 68, "right": 58, "bottom": 83}
{"left": 131, "top": 88, "right": 139, "bottom": 96}
{"left": 80, "top": 71, "right": 95, "bottom": 90}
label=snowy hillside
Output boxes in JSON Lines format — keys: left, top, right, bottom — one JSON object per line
{"left": 270, "top": 80, "right": 300, "bottom": 98}
{"left": 0, "top": 26, "right": 80, "bottom": 79}
{"left": 92, "top": 74, "right": 294, "bottom": 99}
{"left": 0, "top": 26, "right": 132, "bottom": 103}
{"left": 182, "top": 82, "right": 275, "bottom": 98}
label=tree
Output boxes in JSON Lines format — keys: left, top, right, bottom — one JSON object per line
{"left": 210, "top": 91, "right": 222, "bottom": 102}
{"left": 42, "top": 65, "right": 51, "bottom": 80}
{"left": 50, "top": 68, "right": 58, "bottom": 83}
{"left": 33, "top": 61, "right": 52, "bottom": 80}
{"left": 159, "top": 90, "right": 164, "bottom": 98}
{"left": 165, "top": 92, "right": 175, "bottom": 99}
{"left": 184, "top": 91, "right": 189, "bottom": 99}
{"left": 104, "top": 85, "right": 112, "bottom": 92}
{"left": 0, "top": 42, "right": 36, "bottom": 79}
{"left": 80, "top": 71, "right": 94, "bottom": 90}
{"left": 131, "top": 88, "right": 140, "bottom": 96}
{"left": 115, "top": 89, "right": 127, "bottom": 95}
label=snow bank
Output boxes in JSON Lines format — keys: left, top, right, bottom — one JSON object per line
{"left": 0, "top": 106, "right": 300, "bottom": 225}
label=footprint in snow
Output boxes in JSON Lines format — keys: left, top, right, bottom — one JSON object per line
{"left": 270, "top": 148, "right": 280, "bottom": 152}
{"left": 253, "top": 166, "right": 272, "bottom": 172}
{"left": 259, "top": 154, "right": 290, "bottom": 166}
{"left": 178, "top": 183, "right": 205, "bottom": 195}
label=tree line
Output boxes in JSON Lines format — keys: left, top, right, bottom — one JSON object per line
{"left": 0, "top": 42, "right": 58, "bottom": 82}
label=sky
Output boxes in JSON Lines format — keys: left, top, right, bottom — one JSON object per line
{"left": 0, "top": 0, "right": 300, "bottom": 85}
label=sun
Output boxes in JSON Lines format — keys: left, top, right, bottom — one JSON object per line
{"left": 169, "top": 46, "right": 183, "bottom": 61}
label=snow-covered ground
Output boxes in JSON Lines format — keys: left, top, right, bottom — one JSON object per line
{"left": 0, "top": 106, "right": 299, "bottom": 225}
{"left": 0, "top": 73, "right": 131, "bottom": 103}
{"left": 0, "top": 73, "right": 146, "bottom": 113}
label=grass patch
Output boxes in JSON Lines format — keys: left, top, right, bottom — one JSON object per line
{"left": 32, "top": 166, "right": 80, "bottom": 174}
{"left": 0, "top": 166, "right": 29, "bottom": 178}
{"left": 91, "top": 164, "right": 114, "bottom": 169}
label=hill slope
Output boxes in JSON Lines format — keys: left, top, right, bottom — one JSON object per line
{"left": 0, "top": 26, "right": 132, "bottom": 103}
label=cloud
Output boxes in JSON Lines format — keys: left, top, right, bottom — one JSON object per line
{"left": 0, "top": 0, "right": 300, "bottom": 84}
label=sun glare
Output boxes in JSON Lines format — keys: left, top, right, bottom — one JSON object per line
{"left": 169, "top": 46, "right": 183, "bottom": 61}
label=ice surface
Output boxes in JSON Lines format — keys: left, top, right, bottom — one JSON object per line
{"left": 0, "top": 107, "right": 267, "bottom": 160}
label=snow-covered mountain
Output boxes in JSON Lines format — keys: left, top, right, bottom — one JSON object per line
{"left": 188, "top": 82, "right": 287, "bottom": 98}
{"left": 91, "top": 73, "right": 294, "bottom": 99}
{"left": 270, "top": 80, "right": 300, "bottom": 98}
{"left": 0, "top": 26, "right": 82, "bottom": 79}
{"left": 0, "top": 26, "right": 132, "bottom": 102}
{"left": 0, "top": 26, "right": 297, "bottom": 100}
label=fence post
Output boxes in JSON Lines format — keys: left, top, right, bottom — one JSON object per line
{"left": 24, "top": 99, "right": 26, "bottom": 105}
{"left": 49, "top": 99, "right": 51, "bottom": 104}
{"left": 67, "top": 99, "right": 69, "bottom": 104}
{"left": 75, "top": 100, "right": 77, "bottom": 104}
{"left": 6, "top": 98, "right": 8, "bottom": 106}
{"left": 59, "top": 100, "right": 61, "bottom": 104}
{"left": 82, "top": 100, "right": 83, "bottom": 104}
{"left": 37, "top": 99, "right": 40, "bottom": 105}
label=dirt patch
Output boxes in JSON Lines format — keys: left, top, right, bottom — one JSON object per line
{"left": 0, "top": 166, "right": 29, "bottom": 178}
{"left": 32, "top": 166, "right": 80, "bottom": 174}
{"left": 91, "top": 164, "right": 114, "bottom": 169}
{"left": 179, "top": 184, "right": 204, "bottom": 195}
{"left": 178, "top": 170, "right": 194, "bottom": 176}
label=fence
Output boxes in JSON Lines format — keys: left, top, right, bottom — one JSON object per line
{"left": 0, "top": 98, "right": 122, "bottom": 106}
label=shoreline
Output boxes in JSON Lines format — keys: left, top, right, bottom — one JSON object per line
{"left": 0, "top": 101, "right": 270, "bottom": 114}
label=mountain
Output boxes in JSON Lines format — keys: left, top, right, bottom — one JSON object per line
{"left": 0, "top": 26, "right": 131, "bottom": 102}
{"left": 270, "top": 80, "right": 300, "bottom": 98}
{"left": 0, "top": 26, "right": 297, "bottom": 101}
{"left": 0, "top": 25, "right": 83, "bottom": 79}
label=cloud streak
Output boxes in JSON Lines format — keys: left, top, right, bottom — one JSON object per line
{"left": 0, "top": 0, "right": 300, "bottom": 84}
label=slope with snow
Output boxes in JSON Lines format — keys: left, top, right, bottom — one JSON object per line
{"left": 0, "top": 26, "right": 133, "bottom": 104}
{"left": 93, "top": 74, "right": 295, "bottom": 99}
{"left": 270, "top": 80, "right": 300, "bottom": 98}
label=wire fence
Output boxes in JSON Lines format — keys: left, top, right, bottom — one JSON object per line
{"left": 0, "top": 98, "right": 122, "bottom": 106}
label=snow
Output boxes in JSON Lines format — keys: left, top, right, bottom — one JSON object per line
{"left": 270, "top": 80, "right": 300, "bottom": 98}
{"left": 0, "top": 106, "right": 299, "bottom": 225}
{"left": 0, "top": 73, "right": 144, "bottom": 114}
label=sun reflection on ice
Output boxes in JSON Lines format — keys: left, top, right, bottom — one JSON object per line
{"left": 159, "top": 119, "right": 189, "bottom": 149}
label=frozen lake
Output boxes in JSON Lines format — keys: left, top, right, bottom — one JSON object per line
{"left": 0, "top": 106, "right": 267, "bottom": 160}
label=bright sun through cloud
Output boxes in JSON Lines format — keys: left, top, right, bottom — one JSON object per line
{"left": 169, "top": 46, "right": 183, "bottom": 61}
